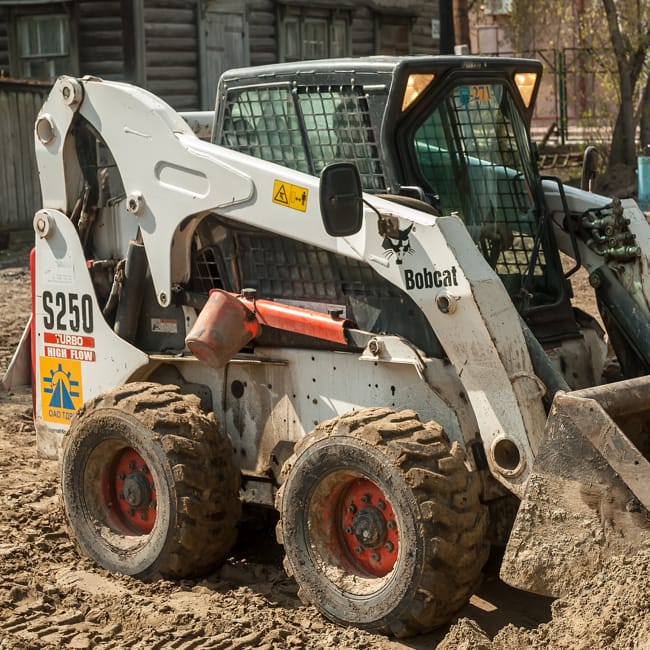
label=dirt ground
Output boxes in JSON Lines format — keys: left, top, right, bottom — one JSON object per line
{"left": 0, "top": 240, "right": 648, "bottom": 650}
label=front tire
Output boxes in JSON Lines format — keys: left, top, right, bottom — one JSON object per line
{"left": 276, "top": 408, "right": 489, "bottom": 637}
{"left": 61, "top": 382, "right": 241, "bottom": 579}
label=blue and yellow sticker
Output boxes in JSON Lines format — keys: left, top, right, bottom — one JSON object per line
{"left": 273, "top": 180, "right": 308, "bottom": 212}
{"left": 40, "top": 357, "right": 83, "bottom": 424}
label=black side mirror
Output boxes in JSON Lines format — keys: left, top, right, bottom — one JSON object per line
{"left": 319, "top": 162, "right": 363, "bottom": 237}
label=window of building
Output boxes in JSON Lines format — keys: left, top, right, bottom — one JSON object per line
{"left": 279, "top": 8, "right": 350, "bottom": 61}
{"left": 9, "top": 6, "right": 77, "bottom": 80}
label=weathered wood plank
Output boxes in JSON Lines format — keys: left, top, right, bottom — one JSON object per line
{"left": 147, "top": 79, "right": 199, "bottom": 94}
{"left": 78, "top": 46, "right": 124, "bottom": 60}
{"left": 144, "top": 37, "right": 197, "bottom": 52}
{"left": 144, "top": 23, "right": 196, "bottom": 38}
{"left": 147, "top": 67, "right": 199, "bottom": 81}
{"left": 78, "top": 1, "right": 122, "bottom": 18}
{"left": 145, "top": 0, "right": 195, "bottom": 8}
{"left": 143, "top": 9, "right": 195, "bottom": 24}
{"left": 146, "top": 51, "right": 197, "bottom": 66}
{"left": 78, "top": 16, "right": 124, "bottom": 30}
{"left": 78, "top": 31, "right": 128, "bottom": 46}
{"left": 0, "top": 11, "right": 8, "bottom": 70}
{"left": 0, "top": 84, "right": 47, "bottom": 229}
{"left": 78, "top": 1, "right": 124, "bottom": 80}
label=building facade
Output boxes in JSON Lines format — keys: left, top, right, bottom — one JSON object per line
{"left": 0, "top": 0, "right": 440, "bottom": 110}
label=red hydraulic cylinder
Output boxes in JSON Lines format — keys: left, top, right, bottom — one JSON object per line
{"left": 185, "top": 289, "right": 352, "bottom": 368}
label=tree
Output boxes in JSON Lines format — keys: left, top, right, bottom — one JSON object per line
{"left": 601, "top": 0, "right": 650, "bottom": 177}
{"left": 501, "top": 0, "right": 650, "bottom": 190}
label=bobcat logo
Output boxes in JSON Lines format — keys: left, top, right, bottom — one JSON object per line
{"left": 382, "top": 223, "right": 415, "bottom": 265}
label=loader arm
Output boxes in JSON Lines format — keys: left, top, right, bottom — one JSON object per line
{"left": 545, "top": 180, "right": 650, "bottom": 374}
{"left": 32, "top": 75, "right": 547, "bottom": 495}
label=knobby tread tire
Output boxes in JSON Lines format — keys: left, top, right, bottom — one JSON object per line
{"left": 276, "top": 407, "right": 489, "bottom": 637}
{"left": 62, "top": 382, "right": 241, "bottom": 579}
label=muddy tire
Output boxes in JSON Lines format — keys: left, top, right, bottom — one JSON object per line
{"left": 61, "top": 382, "right": 241, "bottom": 579}
{"left": 276, "top": 408, "right": 489, "bottom": 637}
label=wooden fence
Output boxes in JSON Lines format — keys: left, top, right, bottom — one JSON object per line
{"left": 0, "top": 79, "right": 50, "bottom": 231}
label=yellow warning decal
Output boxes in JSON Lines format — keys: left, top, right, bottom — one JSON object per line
{"left": 273, "top": 180, "right": 308, "bottom": 212}
{"left": 40, "top": 357, "right": 83, "bottom": 425}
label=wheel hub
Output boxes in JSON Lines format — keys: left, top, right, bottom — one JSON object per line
{"left": 101, "top": 447, "right": 157, "bottom": 535}
{"left": 351, "top": 506, "right": 387, "bottom": 549}
{"left": 122, "top": 472, "right": 151, "bottom": 509}
{"left": 338, "top": 477, "right": 399, "bottom": 577}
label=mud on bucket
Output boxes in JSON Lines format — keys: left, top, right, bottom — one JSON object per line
{"left": 185, "top": 290, "right": 260, "bottom": 368}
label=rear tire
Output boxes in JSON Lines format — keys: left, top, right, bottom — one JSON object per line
{"left": 276, "top": 408, "right": 489, "bottom": 637}
{"left": 61, "top": 382, "right": 241, "bottom": 579}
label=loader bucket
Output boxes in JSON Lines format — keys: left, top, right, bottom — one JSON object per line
{"left": 501, "top": 376, "right": 650, "bottom": 598}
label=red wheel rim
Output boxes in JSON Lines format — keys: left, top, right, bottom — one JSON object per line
{"left": 327, "top": 477, "right": 399, "bottom": 577}
{"left": 101, "top": 448, "right": 157, "bottom": 535}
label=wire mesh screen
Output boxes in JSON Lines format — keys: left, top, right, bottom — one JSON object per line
{"left": 221, "top": 86, "right": 308, "bottom": 173}
{"left": 299, "top": 86, "right": 386, "bottom": 190}
{"left": 414, "top": 83, "right": 559, "bottom": 306}
{"left": 192, "top": 246, "right": 225, "bottom": 294}
{"left": 220, "top": 84, "right": 386, "bottom": 191}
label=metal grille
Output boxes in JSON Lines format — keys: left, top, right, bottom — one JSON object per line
{"left": 414, "top": 84, "right": 557, "bottom": 304}
{"left": 190, "top": 232, "right": 441, "bottom": 355}
{"left": 192, "top": 246, "right": 225, "bottom": 294}
{"left": 298, "top": 86, "right": 386, "bottom": 190}
{"left": 240, "top": 235, "right": 342, "bottom": 301}
{"left": 221, "top": 86, "right": 309, "bottom": 173}
{"left": 220, "top": 84, "right": 386, "bottom": 191}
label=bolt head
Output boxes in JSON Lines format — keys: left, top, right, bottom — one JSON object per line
{"left": 355, "top": 546, "right": 363, "bottom": 554}
{"left": 384, "top": 541, "right": 394, "bottom": 552}
{"left": 360, "top": 494, "right": 371, "bottom": 504}
{"left": 387, "top": 520, "right": 396, "bottom": 530}
{"left": 347, "top": 503, "right": 357, "bottom": 514}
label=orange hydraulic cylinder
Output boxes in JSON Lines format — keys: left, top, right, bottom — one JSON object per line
{"left": 185, "top": 289, "right": 352, "bottom": 368}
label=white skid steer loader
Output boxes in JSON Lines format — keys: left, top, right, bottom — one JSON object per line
{"left": 4, "top": 57, "right": 650, "bottom": 637}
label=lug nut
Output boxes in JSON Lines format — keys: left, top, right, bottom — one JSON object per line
{"left": 371, "top": 552, "right": 380, "bottom": 562}
{"left": 141, "top": 465, "right": 149, "bottom": 473}
{"left": 377, "top": 500, "right": 386, "bottom": 510}
{"left": 128, "top": 461, "right": 137, "bottom": 470}
{"left": 387, "top": 520, "right": 396, "bottom": 530}
{"left": 127, "top": 508, "right": 135, "bottom": 516}
{"left": 118, "top": 492, "right": 125, "bottom": 500}
{"left": 384, "top": 542, "right": 394, "bottom": 552}
{"left": 360, "top": 494, "right": 371, "bottom": 504}
{"left": 140, "top": 512, "right": 148, "bottom": 521}
{"left": 348, "top": 503, "right": 357, "bottom": 514}
{"left": 344, "top": 527, "right": 353, "bottom": 535}
{"left": 355, "top": 546, "right": 363, "bottom": 554}
{"left": 150, "top": 501, "right": 157, "bottom": 510}
{"left": 118, "top": 472, "right": 126, "bottom": 480}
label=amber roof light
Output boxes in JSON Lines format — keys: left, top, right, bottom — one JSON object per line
{"left": 514, "top": 72, "right": 537, "bottom": 108}
{"left": 402, "top": 73, "right": 435, "bottom": 111}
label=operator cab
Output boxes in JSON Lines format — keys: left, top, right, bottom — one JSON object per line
{"left": 213, "top": 56, "right": 577, "bottom": 346}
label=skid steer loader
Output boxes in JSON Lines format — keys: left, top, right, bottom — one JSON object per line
{"left": 4, "top": 56, "right": 650, "bottom": 637}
